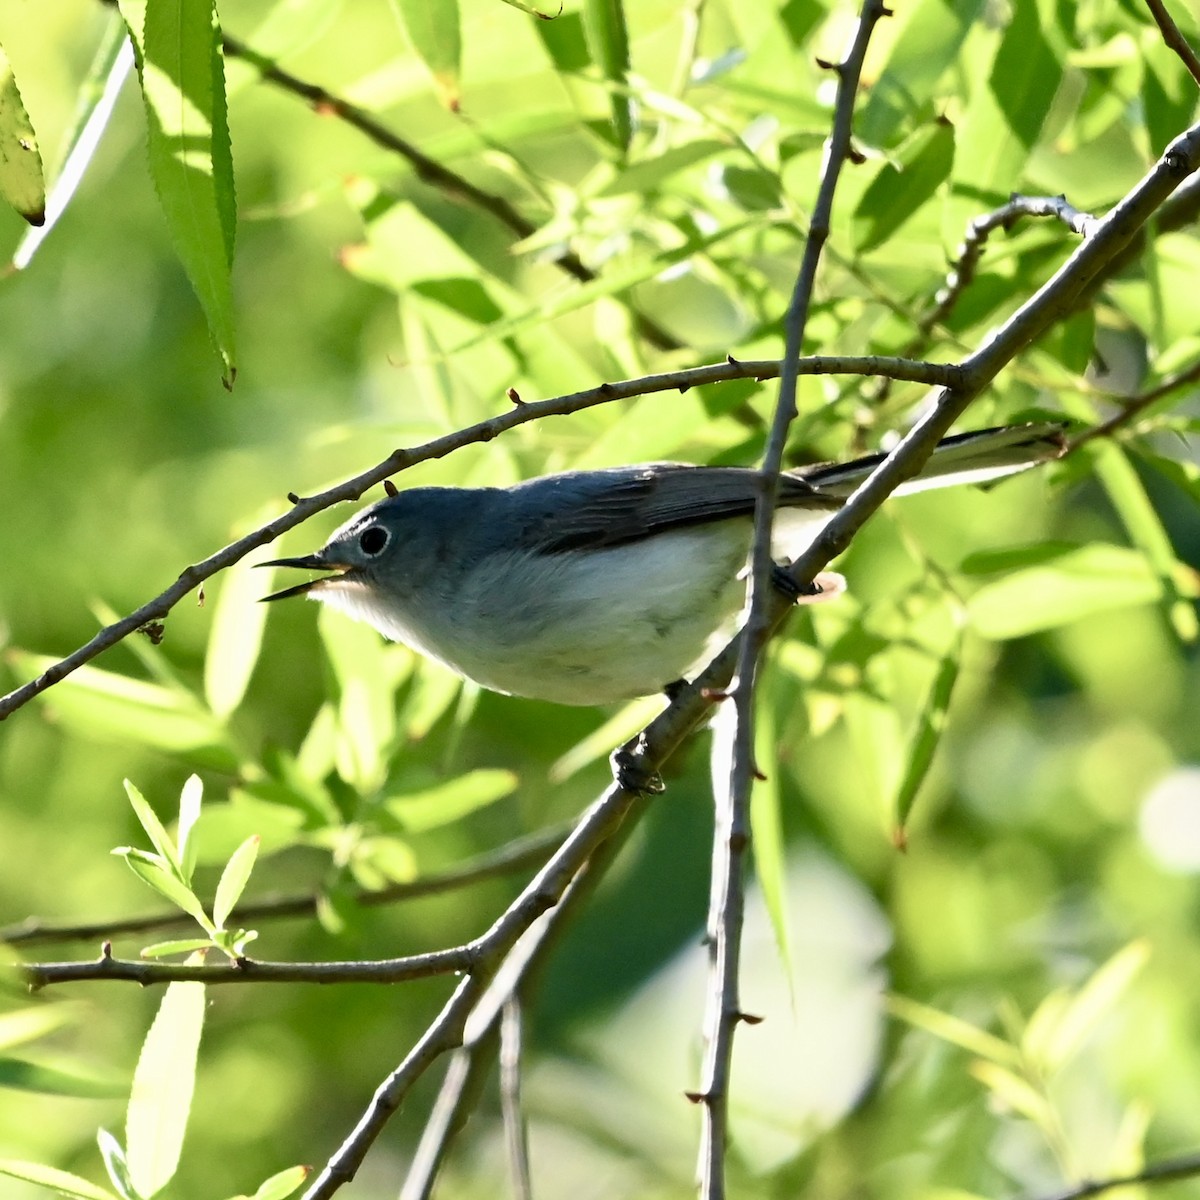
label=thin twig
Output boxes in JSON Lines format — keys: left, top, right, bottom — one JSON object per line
{"left": 1068, "top": 355, "right": 1200, "bottom": 451}
{"left": 1, "top": 823, "right": 569, "bottom": 947}
{"left": 0, "top": 354, "right": 958, "bottom": 724}
{"left": 23, "top": 944, "right": 478, "bottom": 989}
{"left": 1030, "top": 1149, "right": 1200, "bottom": 1200}
{"left": 499, "top": 999, "right": 534, "bottom": 1200}
{"left": 695, "top": 5, "right": 891, "bottom": 1200}
{"left": 927, "top": 194, "right": 1098, "bottom": 334}
{"left": 1143, "top": 0, "right": 1200, "bottom": 87}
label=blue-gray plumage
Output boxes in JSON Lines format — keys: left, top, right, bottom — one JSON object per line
{"left": 262, "top": 423, "right": 1064, "bottom": 705}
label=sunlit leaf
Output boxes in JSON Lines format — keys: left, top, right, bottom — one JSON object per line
{"left": 12, "top": 18, "right": 133, "bottom": 269}
{"left": 389, "top": 0, "right": 461, "bottom": 109}
{"left": 1090, "top": 441, "right": 1198, "bottom": 642}
{"left": 97, "top": 1131, "right": 137, "bottom": 1200}
{"left": 965, "top": 543, "right": 1196, "bottom": 640}
{"left": 118, "top": 0, "right": 237, "bottom": 379}
{"left": 969, "top": 1060, "right": 1055, "bottom": 1127}
{"left": 385, "top": 769, "right": 518, "bottom": 833}
{"left": 124, "top": 781, "right": 183, "bottom": 877}
{"left": 891, "top": 639, "right": 961, "bottom": 836}
{"left": 854, "top": 119, "right": 954, "bottom": 254}
{"left": 177, "top": 775, "right": 204, "bottom": 884}
{"left": 0, "top": 43, "right": 45, "bottom": 225}
{"left": 126, "top": 979, "right": 206, "bottom": 1198}
{"left": 0, "top": 1158, "right": 117, "bottom": 1200}
{"left": 116, "top": 850, "right": 211, "bottom": 930}
{"left": 1038, "top": 940, "right": 1150, "bottom": 1073}
{"left": 9, "top": 653, "right": 233, "bottom": 764}
{"left": 206, "top": 550, "right": 272, "bottom": 719}
{"left": 749, "top": 685, "right": 790, "bottom": 971}
{"left": 0, "top": 1005, "right": 76, "bottom": 1052}
{"left": 888, "top": 994, "right": 1021, "bottom": 1067}
{"left": 212, "top": 836, "right": 260, "bottom": 931}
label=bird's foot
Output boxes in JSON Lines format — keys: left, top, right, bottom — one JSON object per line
{"left": 772, "top": 567, "right": 847, "bottom": 605}
{"left": 610, "top": 737, "right": 665, "bottom": 794}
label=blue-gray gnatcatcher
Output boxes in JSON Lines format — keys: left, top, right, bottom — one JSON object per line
{"left": 262, "top": 423, "right": 1064, "bottom": 705}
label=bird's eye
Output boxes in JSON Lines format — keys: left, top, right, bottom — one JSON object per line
{"left": 359, "top": 525, "right": 389, "bottom": 556}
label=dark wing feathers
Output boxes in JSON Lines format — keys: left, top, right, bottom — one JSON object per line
{"left": 514, "top": 464, "right": 838, "bottom": 554}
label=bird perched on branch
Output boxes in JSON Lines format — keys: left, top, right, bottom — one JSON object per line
{"left": 263, "top": 423, "right": 1065, "bottom": 705}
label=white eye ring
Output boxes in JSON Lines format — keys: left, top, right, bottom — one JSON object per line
{"left": 358, "top": 525, "right": 390, "bottom": 556}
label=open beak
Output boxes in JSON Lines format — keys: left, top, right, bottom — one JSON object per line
{"left": 258, "top": 554, "right": 343, "bottom": 602}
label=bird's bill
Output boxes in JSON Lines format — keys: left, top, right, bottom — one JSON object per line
{"left": 258, "top": 553, "right": 344, "bottom": 602}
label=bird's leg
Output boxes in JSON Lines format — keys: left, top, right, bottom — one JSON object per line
{"left": 610, "top": 733, "right": 665, "bottom": 794}
{"left": 771, "top": 566, "right": 847, "bottom": 605}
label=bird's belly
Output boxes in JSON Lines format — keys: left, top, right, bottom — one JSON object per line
{"left": 414, "top": 526, "right": 753, "bottom": 705}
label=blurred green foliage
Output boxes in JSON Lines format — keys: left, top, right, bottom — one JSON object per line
{"left": 0, "top": 0, "right": 1199, "bottom": 1197}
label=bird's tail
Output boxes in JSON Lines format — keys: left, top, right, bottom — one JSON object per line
{"left": 798, "top": 421, "right": 1067, "bottom": 498}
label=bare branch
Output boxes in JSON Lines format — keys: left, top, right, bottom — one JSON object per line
{"left": 1069, "top": 356, "right": 1200, "bottom": 451}
{"left": 2, "top": 824, "right": 569, "bottom": 948}
{"left": 23, "top": 944, "right": 478, "bottom": 989}
{"left": 1143, "top": 0, "right": 1200, "bottom": 87}
{"left": 1032, "top": 1149, "right": 1200, "bottom": 1200}
{"left": 928, "top": 194, "right": 1098, "bottom": 334}
{"left": 696, "top": 4, "right": 892, "bottom": 1199}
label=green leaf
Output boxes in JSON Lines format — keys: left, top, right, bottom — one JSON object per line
{"left": 116, "top": 850, "right": 212, "bottom": 931}
{"left": 749, "top": 686, "right": 790, "bottom": 973}
{"left": 595, "top": 140, "right": 728, "bottom": 196}
{"left": 0, "top": 43, "right": 45, "bottom": 225}
{"left": 966, "top": 543, "right": 1196, "bottom": 640}
{"left": 141, "top": 938, "right": 217, "bottom": 958}
{"left": 230, "top": 1165, "right": 310, "bottom": 1200}
{"left": 1090, "top": 441, "right": 1198, "bottom": 642}
{"left": 858, "top": 0, "right": 984, "bottom": 147}
{"left": 126, "top": 981, "right": 206, "bottom": 1199}
{"left": 177, "top": 775, "right": 204, "bottom": 885}
{"left": 1036, "top": 940, "right": 1150, "bottom": 1073}
{"left": 891, "top": 640, "right": 961, "bottom": 835}
{"left": 887, "top": 994, "right": 1021, "bottom": 1067}
{"left": 389, "top": 0, "right": 461, "bottom": 109}
{"left": 582, "top": 0, "right": 632, "bottom": 151}
{"left": 0, "top": 1158, "right": 117, "bottom": 1200}
{"left": 0, "top": 1057, "right": 124, "bottom": 1099}
{"left": 8, "top": 652, "right": 233, "bottom": 764}
{"left": 853, "top": 119, "right": 954, "bottom": 254}
{"left": 943, "top": 0, "right": 1063, "bottom": 245}
{"left": 384, "top": 769, "right": 518, "bottom": 833}
{"left": 969, "top": 1060, "right": 1055, "bottom": 1128}
{"left": 12, "top": 17, "right": 133, "bottom": 270}
{"left": 123, "top": 782, "right": 184, "bottom": 878}
{"left": 205, "top": 548, "right": 272, "bottom": 719}
{"left": 97, "top": 1131, "right": 139, "bottom": 1200}
{"left": 118, "top": 0, "right": 237, "bottom": 380}
{"left": 0, "top": 1005, "right": 76, "bottom": 1052}
{"left": 212, "top": 836, "right": 260, "bottom": 931}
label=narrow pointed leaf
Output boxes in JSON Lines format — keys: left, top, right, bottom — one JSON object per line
{"left": 0, "top": 44, "right": 45, "bottom": 225}
{"left": 118, "top": 0, "right": 237, "bottom": 379}
{"left": 0, "top": 1159, "right": 117, "bottom": 1200}
{"left": 212, "top": 836, "right": 260, "bottom": 930}
{"left": 126, "top": 980, "right": 206, "bottom": 1199}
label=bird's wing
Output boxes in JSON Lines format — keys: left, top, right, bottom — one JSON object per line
{"left": 513, "top": 464, "right": 839, "bottom": 554}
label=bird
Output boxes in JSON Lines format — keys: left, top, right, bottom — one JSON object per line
{"left": 261, "top": 422, "right": 1065, "bottom": 706}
